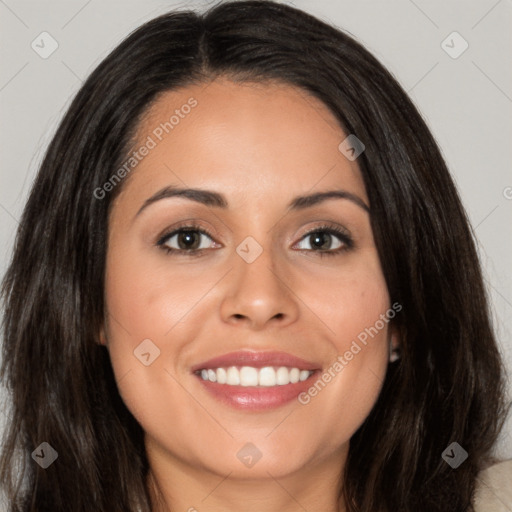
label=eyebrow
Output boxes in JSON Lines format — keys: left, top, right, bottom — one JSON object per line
{"left": 135, "top": 185, "right": 370, "bottom": 218}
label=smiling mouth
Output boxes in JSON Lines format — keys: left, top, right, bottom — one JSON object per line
{"left": 194, "top": 365, "right": 315, "bottom": 387}
{"left": 190, "top": 350, "right": 321, "bottom": 410}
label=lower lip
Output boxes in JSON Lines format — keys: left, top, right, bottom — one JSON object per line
{"left": 194, "top": 372, "right": 318, "bottom": 411}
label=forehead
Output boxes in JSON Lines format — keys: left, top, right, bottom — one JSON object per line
{"left": 116, "top": 78, "right": 367, "bottom": 212}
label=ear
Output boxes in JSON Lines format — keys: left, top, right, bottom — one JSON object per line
{"left": 97, "top": 322, "right": 108, "bottom": 346}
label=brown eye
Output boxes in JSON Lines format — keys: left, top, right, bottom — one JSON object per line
{"left": 301, "top": 231, "right": 342, "bottom": 251}
{"left": 157, "top": 226, "right": 217, "bottom": 254}
{"left": 294, "top": 225, "right": 354, "bottom": 257}
{"left": 173, "top": 230, "right": 202, "bottom": 250}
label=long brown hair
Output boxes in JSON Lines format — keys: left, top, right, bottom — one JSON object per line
{"left": 1, "top": 1, "right": 509, "bottom": 510}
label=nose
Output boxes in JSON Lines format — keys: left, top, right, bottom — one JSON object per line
{"left": 219, "top": 246, "right": 300, "bottom": 330}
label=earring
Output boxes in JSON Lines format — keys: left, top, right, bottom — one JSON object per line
{"left": 389, "top": 341, "right": 400, "bottom": 363}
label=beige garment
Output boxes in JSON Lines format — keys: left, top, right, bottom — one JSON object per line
{"left": 473, "top": 459, "right": 512, "bottom": 511}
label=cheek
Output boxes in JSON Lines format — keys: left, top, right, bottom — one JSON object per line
{"left": 102, "top": 251, "right": 204, "bottom": 429}
{"left": 322, "top": 258, "right": 391, "bottom": 392}
{"left": 104, "top": 239, "right": 214, "bottom": 347}
{"left": 300, "top": 254, "right": 391, "bottom": 352}
{"left": 287, "top": 256, "right": 391, "bottom": 450}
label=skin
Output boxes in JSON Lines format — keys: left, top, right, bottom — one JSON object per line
{"left": 99, "top": 77, "right": 399, "bottom": 512}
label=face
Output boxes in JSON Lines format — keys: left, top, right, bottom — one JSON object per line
{"left": 100, "top": 78, "right": 396, "bottom": 485}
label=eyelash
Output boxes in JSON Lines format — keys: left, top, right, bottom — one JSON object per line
{"left": 156, "top": 223, "right": 354, "bottom": 258}
{"left": 296, "top": 224, "right": 354, "bottom": 258}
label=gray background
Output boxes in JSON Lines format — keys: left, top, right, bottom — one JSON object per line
{"left": 1, "top": 0, "right": 511, "bottom": 463}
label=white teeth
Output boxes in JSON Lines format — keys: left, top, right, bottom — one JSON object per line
{"left": 226, "top": 366, "right": 240, "bottom": 385}
{"left": 276, "top": 366, "right": 290, "bottom": 385}
{"left": 216, "top": 367, "right": 227, "bottom": 384}
{"left": 259, "top": 366, "right": 276, "bottom": 386}
{"left": 299, "top": 370, "right": 310, "bottom": 382}
{"left": 239, "top": 366, "right": 259, "bottom": 386}
{"left": 198, "top": 366, "right": 314, "bottom": 386}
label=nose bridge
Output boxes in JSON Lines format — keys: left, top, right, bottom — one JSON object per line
{"left": 236, "top": 236, "right": 281, "bottom": 292}
{"left": 219, "top": 234, "right": 298, "bottom": 328}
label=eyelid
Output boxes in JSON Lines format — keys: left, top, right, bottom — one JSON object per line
{"left": 155, "top": 220, "right": 354, "bottom": 255}
{"left": 296, "top": 222, "right": 351, "bottom": 239}
{"left": 155, "top": 220, "right": 219, "bottom": 246}
{"left": 292, "top": 223, "right": 354, "bottom": 250}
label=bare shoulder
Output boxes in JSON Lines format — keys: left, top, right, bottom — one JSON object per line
{"left": 473, "top": 459, "right": 512, "bottom": 511}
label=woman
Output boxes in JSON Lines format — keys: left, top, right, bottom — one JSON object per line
{"left": 1, "top": 1, "right": 510, "bottom": 510}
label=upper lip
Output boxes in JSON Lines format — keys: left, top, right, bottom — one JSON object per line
{"left": 191, "top": 350, "right": 321, "bottom": 373}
